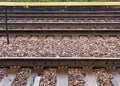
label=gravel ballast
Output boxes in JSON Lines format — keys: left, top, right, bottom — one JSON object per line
{"left": 0, "top": 36, "right": 119, "bottom": 57}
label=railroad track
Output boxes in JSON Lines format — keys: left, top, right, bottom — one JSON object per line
{"left": 0, "top": 11, "right": 120, "bottom": 31}
{"left": 1, "top": 11, "right": 120, "bottom": 17}
{"left": 0, "top": 23, "right": 120, "bottom": 31}
{"left": 0, "top": 11, "right": 120, "bottom": 17}
{"left": 0, "top": 6, "right": 120, "bottom": 86}
{"left": 0, "top": 18, "right": 120, "bottom": 23}
{"left": 0, "top": 67, "right": 120, "bottom": 86}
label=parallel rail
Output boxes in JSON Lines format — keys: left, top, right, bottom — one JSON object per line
{"left": 0, "top": 11, "right": 120, "bottom": 17}
{"left": 0, "top": 57, "right": 120, "bottom": 68}
{"left": 0, "top": 22, "right": 119, "bottom": 31}
{"left": 0, "top": 6, "right": 119, "bottom": 68}
{"left": 0, "top": 11, "right": 120, "bottom": 31}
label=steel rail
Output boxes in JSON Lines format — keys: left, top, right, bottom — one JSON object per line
{"left": 0, "top": 14, "right": 120, "bottom": 18}
{"left": 0, "top": 57, "right": 119, "bottom": 68}
{"left": 0, "top": 29, "right": 120, "bottom": 32}
{"left": 0, "top": 11, "right": 120, "bottom": 14}
{"left": 0, "top": 22, "right": 120, "bottom": 24}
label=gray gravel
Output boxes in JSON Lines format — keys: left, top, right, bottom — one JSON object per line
{"left": 0, "top": 36, "right": 119, "bottom": 57}
{"left": 68, "top": 68, "right": 85, "bottom": 86}
{"left": 11, "top": 68, "right": 31, "bottom": 86}
{"left": 96, "top": 68, "right": 113, "bottom": 86}
{"left": 39, "top": 68, "right": 56, "bottom": 86}
{"left": 0, "top": 68, "right": 7, "bottom": 82}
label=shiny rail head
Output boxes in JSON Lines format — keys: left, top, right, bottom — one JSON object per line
{"left": 0, "top": 57, "right": 119, "bottom": 60}
{"left": 0, "top": 2, "right": 120, "bottom": 6}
